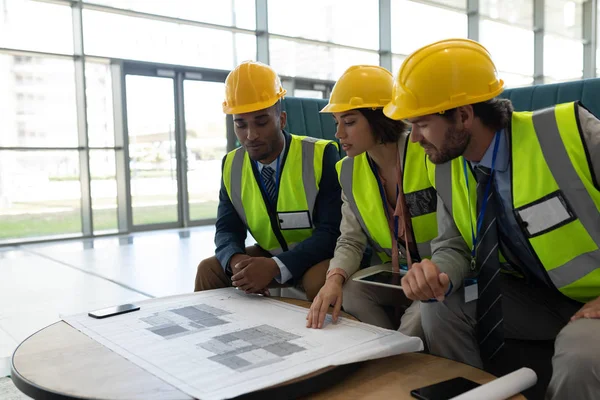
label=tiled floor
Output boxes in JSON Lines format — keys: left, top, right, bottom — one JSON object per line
{"left": 0, "top": 376, "right": 31, "bottom": 399}
{"left": 0, "top": 226, "right": 259, "bottom": 378}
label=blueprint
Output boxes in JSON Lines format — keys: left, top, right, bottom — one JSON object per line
{"left": 64, "top": 288, "right": 423, "bottom": 400}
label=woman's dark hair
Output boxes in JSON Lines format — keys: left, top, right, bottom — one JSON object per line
{"left": 440, "top": 97, "right": 514, "bottom": 131}
{"left": 357, "top": 108, "right": 409, "bottom": 144}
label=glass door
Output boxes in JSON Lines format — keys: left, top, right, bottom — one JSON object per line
{"left": 124, "top": 75, "right": 180, "bottom": 228}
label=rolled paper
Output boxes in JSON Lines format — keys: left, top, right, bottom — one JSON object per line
{"left": 450, "top": 368, "right": 537, "bottom": 400}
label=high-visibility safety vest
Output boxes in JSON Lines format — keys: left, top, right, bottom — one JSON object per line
{"left": 336, "top": 137, "right": 438, "bottom": 263}
{"left": 223, "top": 134, "right": 337, "bottom": 255}
{"left": 427, "top": 102, "right": 600, "bottom": 303}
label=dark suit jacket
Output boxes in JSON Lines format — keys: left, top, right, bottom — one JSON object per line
{"left": 214, "top": 130, "right": 342, "bottom": 281}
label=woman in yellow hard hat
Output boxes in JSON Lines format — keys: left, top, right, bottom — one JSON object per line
{"left": 305, "top": 65, "right": 439, "bottom": 336}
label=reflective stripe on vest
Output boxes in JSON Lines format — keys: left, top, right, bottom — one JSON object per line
{"left": 337, "top": 136, "right": 437, "bottom": 263}
{"left": 428, "top": 102, "right": 600, "bottom": 303}
{"left": 223, "top": 134, "right": 334, "bottom": 255}
{"left": 338, "top": 156, "right": 392, "bottom": 262}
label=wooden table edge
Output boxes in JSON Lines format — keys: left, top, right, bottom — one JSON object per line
{"left": 11, "top": 321, "right": 91, "bottom": 400}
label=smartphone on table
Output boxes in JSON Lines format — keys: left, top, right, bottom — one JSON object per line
{"left": 88, "top": 304, "right": 140, "bottom": 319}
{"left": 410, "top": 377, "right": 480, "bottom": 400}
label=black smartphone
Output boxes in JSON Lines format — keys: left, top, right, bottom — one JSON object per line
{"left": 88, "top": 304, "right": 140, "bottom": 319}
{"left": 410, "top": 377, "right": 481, "bottom": 400}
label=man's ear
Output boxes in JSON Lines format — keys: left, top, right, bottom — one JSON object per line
{"left": 457, "top": 105, "right": 475, "bottom": 129}
{"left": 280, "top": 110, "right": 287, "bottom": 130}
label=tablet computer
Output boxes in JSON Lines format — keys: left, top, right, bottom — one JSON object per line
{"left": 353, "top": 265, "right": 408, "bottom": 290}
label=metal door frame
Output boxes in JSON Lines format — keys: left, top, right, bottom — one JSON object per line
{"left": 117, "top": 60, "right": 231, "bottom": 232}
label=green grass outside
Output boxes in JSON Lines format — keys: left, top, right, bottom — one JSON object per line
{"left": 0, "top": 201, "right": 218, "bottom": 240}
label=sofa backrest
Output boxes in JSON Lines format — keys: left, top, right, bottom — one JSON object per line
{"left": 499, "top": 78, "right": 600, "bottom": 116}
{"left": 282, "top": 78, "right": 600, "bottom": 156}
{"left": 281, "top": 97, "right": 342, "bottom": 155}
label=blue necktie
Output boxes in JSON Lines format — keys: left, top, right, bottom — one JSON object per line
{"left": 474, "top": 165, "right": 504, "bottom": 361}
{"left": 261, "top": 166, "right": 277, "bottom": 205}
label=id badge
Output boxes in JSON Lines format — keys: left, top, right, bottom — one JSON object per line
{"left": 464, "top": 278, "right": 478, "bottom": 303}
{"left": 278, "top": 211, "right": 312, "bottom": 230}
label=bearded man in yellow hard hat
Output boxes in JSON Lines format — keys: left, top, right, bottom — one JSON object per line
{"left": 194, "top": 61, "right": 342, "bottom": 301}
{"left": 384, "top": 38, "right": 600, "bottom": 399}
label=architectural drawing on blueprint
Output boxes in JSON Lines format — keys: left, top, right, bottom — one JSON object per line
{"left": 199, "top": 324, "right": 307, "bottom": 371}
{"left": 63, "top": 288, "right": 424, "bottom": 400}
{"left": 141, "top": 304, "right": 231, "bottom": 339}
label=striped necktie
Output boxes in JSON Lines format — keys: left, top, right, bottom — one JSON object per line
{"left": 474, "top": 165, "right": 504, "bottom": 361}
{"left": 261, "top": 166, "right": 277, "bottom": 205}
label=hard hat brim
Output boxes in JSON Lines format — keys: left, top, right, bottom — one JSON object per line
{"left": 320, "top": 103, "right": 384, "bottom": 113}
{"left": 382, "top": 102, "right": 405, "bottom": 120}
{"left": 383, "top": 84, "right": 505, "bottom": 121}
{"left": 223, "top": 97, "right": 282, "bottom": 115}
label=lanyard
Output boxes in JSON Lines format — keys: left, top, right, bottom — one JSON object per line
{"left": 462, "top": 132, "right": 501, "bottom": 270}
{"left": 255, "top": 154, "right": 281, "bottom": 205}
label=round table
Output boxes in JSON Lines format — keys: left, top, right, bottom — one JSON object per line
{"left": 11, "top": 297, "right": 525, "bottom": 400}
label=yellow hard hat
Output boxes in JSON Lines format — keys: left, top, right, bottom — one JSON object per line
{"left": 320, "top": 65, "right": 393, "bottom": 113}
{"left": 383, "top": 38, "right": 504, "bottom": 121}
{"left": 222, "top": 60, "right": 287, "bottom": 114}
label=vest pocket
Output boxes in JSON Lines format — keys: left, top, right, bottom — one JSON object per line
{"left": 514, "top": 190, "right": 576, "bottom": 238}
{"left": 278, "top": 211, "right": 312, "bottom": 230}
{"left": 405, "top": 187, "right": 437, "bottom": 217}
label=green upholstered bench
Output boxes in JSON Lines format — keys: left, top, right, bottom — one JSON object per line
{"left": 500, "top": 77, "right": 600, "bottom": 116}
{"left": 284, "top": 78, "right": 600, "bottom": 146}
{"left": 281, "top": 97, "right": 342, "bottom": 156}
{"left": 284, "top": 78, "right": 600, "bottom": 140}
{"left": 281, "top": 97, "right": 337, "bottom": 141}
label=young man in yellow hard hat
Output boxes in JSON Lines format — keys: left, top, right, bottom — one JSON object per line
{"left": 384, "top": 38, "right": 600, "bottom": 399}
{"left": 194, "top": 61, "right": 342, "bottom": 301}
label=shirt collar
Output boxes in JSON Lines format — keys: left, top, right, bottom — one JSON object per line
{"left": 471, "top": 129, "right": 509, "bottom": 172}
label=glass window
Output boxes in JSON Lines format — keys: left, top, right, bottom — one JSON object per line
{"left": 544, "top": 35, "right": 583, "bottom": 82}
{"left": 0, "top": 150, "right": 82, "bottom": 242}
{"left": 183, "top": 80, "right": 226, "bottom": 221}
{"left": 391, "top": 55, "right": 406, "bottom": 76}
{"left": 480, "top": 0, "right": 533, "bottom": 28}
{"left": 83, "top": 0, "right": 256, "bottom": 30}
{"left": 391, "top": 0, "right": 468, "bottom": 55}
{"left": 86, "top": 62, "right": 115, "bottom": 148}
{"left": 545, "top": 0, "right": 582, "bottom": 39}
{"left": 269, "top": 38, "right": 379, "bottom": 80}
{"left": 83, "top": 10, "right": 256, "bottom": 69}
{"left": 293, "top": 89, "right": 324, "bottom": 99}
{"left": 0, "top": 0, "right": 73, "bottom": 54}
{"left": 268, "top": 0, "right": 379, "bottom": 50}
{"left": 90, "top": 150, "right": 118, "bottom": 233}
{"left": 499, "top": 72, "right": 534, "bottom": 88}
{"left": 0, "top": 54, "right": 78, "bottom": 148}
{"left": 428, "top": 0, "right": 466, "bottom": 9}
{"left": 480, "top": 19, "right": 534, "bottom": 77}
{"left": 233, "top": 33, "right": 257, "bottom": 65}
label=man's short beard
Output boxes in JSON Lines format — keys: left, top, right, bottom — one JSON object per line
{"left": 428, "top": 126, "right": 471, "bottom": 165}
